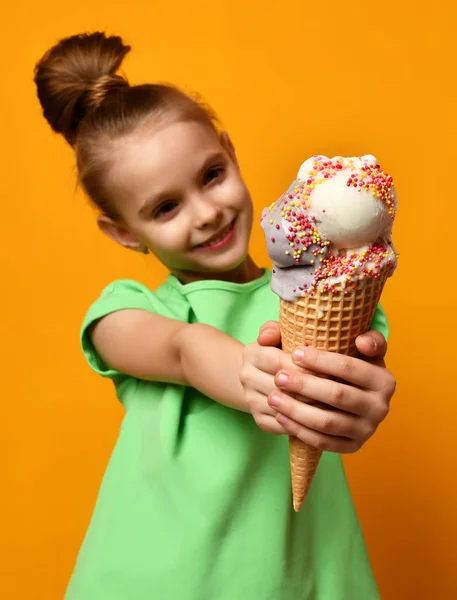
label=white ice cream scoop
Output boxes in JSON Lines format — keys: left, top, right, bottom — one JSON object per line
{"left": 297, "top": 155, "right": 396, "bottom": 249}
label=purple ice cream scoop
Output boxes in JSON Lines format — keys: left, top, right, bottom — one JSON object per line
{"left": 261, "top": 179, "right": 329, "bottom": 301}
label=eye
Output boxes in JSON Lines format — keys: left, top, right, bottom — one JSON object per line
{"left": 153, "top": 200, "right": 179, "bottom": 219}
{"left": 203, "top": 166, "right": 225, "bottom": 185}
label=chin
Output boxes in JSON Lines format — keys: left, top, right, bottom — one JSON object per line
{"left": 201, "top": 245, "right": 249, "bottom": 272}
{"left": 195, "top": 257, "right": 246, "bottom": 275}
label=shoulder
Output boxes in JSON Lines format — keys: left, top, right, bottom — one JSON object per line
{"left": 82, "top": 279, "right": 158, "bottom": 327}
{"left": 98, "top": 278, "right": 158, "bottom": 301}
{"left": 84, "top": 277, "right": 186, "bottom": 322}
{"left": 81, "top": 277, "right": 192, "bottom": 344}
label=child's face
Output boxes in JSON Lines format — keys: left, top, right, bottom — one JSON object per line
{"left": 100, "top": 119, "right": 254, "bottom": 280}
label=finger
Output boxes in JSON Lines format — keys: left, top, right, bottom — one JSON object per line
{"left": 274, "top": 371, "right": 371, "bottom": 416}
{"left": 246, "top": 370, "right": 279, "bottom": 398}
{"left": 274, "top": 413, "right": 359, "bottom": 454}
{"left": 249, "top": 390, "right": 280, "bottom": 418}
{"left": 243, "top": 346, "right": 286, "bottom": 378}
{"left": 291, "top": 346, "right": 383, "bottom": 391}
{"left": 254, "top": 413, "right": 289, "bottom": 435}
{"left": 269, "top": 391, "right": 369, "bottom": 439}
{"left": 245, "top": 345, "right": 310, "bottom": 379}
{"left": 356, "top": 330, "right": 387, "bottom": 359}
{"left": 259, "top": 320, "right": 280, "bottom": 333}
{"left": 257, "top": 321, "right": 281, "bottom": 347}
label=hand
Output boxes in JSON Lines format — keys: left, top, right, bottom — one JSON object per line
{"left": 267, "top": 329, "right": 396, "bottom": 453}
{"left": 239, "top": 323, "right": 313, "bottom": 435}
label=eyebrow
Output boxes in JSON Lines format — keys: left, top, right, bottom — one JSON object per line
{"left": 139, "top": 151, "right": 227, "bottom": 218}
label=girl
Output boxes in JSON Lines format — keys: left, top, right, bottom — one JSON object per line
{"left": 34, "top": 32, "right": 395, "bottom": 600}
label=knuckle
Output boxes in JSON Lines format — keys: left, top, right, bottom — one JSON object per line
{"left": 329, "top": 384, "right": 345, "bottom": 407}
{"left": 238, "top": 366, "right": 250, "bottom": 386}
{"left": 337, "top": 355, "right": 353, "bottom": 378}
{"left": 317, "top": 413, "right": 337, "bottom": 434}
{"left": 362, "top": 421, "right": 377, "bottom": 440}
{"left": 376, "top": 402, "right": 390, "bottom": 422}
{"left": 384, "top": 372, "right": 397, "bottom": 397}
{"left": 314, "top": 436, "right": 332, "bottom": 452}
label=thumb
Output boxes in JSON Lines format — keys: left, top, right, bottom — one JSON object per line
{"left": 257, "top": 321, "right": 281, "bottom": 347}
{"left": 355, "top": 329, "right": 387, "bottom": 359}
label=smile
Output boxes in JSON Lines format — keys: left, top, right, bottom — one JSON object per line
{"left": 195, "top": 220, "right": 236, "bottom": 251}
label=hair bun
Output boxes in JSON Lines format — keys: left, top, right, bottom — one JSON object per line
{"left": 34, "top": 32, "right": 131, "bottom": 146}
{"left": 87, "top": 73, "right": 129, "bottom": 111}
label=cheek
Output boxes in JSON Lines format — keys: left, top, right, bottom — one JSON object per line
{"left": 238, "top": 186, "right": 254, "bottom": 222}
{"left": 225, "top": 177, "right": 252, "bottom": 210}
{"left": 145, "top": 221, "right": 190, "bottom": 255}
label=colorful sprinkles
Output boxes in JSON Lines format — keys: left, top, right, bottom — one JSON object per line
{"left": 263, "top": 189, "right": 330, "bottom": 265}
{"left": 312, "top": 243, "right": 396, "bottom": 295}
{"left": 261, "top": 155, "right": 397, "bottom": 297}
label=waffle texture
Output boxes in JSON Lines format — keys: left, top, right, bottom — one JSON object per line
{"left": 279, "top": 269, "right": 391, "bottom": 511}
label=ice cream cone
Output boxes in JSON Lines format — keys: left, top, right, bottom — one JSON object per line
{"left": 261, "top": 154, "right": 399, "bottom": 510}
{"left": 288, "top": 436, "right": 322, "bottom": 512}
{"left": 279, "top": 268, "right": 391, "bottom": 511}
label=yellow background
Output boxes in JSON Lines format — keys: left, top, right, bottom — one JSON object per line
{"left": 2, "top": 1, "right": 456, "bottom": 598}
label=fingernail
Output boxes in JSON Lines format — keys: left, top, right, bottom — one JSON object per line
{"left": 269, "top": 394, "right": 281, "bottom": 407}
{"left": 277, "top": 414, "right": 288, "bottom": 425}
{"left": 276, "top": 372, "right": 288, "bottom": 386}
{"left": 293, "top": 348, "right": 305, "bottom": 362}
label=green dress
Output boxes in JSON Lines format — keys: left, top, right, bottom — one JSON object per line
{"left": 66, "top": 269, "right": 387, "bottom": 600}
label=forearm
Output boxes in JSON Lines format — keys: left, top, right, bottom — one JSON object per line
{"left": 175, "top": 323, "right": 249, "bottom": 412}
{"left": 92, "top": 311, "right": 249, "bottom": 410}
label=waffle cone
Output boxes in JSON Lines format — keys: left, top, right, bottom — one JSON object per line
{"left": 279, "top": 269, "right": 391, "bottom": 511}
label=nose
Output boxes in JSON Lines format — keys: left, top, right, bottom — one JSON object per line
{"left": 193, "top": 195, "right": 223, "bottom": 230}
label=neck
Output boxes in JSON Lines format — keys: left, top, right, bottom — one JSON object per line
{"left": 172, "top": 255, "right": 264, "bottom": 285}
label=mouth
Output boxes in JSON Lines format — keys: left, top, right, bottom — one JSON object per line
{"left": 195, "top": 219, "right": 236, "bottom": 251}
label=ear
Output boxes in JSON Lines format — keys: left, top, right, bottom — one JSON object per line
{"left": 220, "top": 131, "right": 239, "bottom": 169}
{"left": 97, "top": 215, "right": 144, "bottom": 252}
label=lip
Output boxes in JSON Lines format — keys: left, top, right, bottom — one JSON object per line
{"left": 195, "top": 219, "right": 236, "bottom": 251}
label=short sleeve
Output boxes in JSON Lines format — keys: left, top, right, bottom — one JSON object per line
{"left": 369, "top": 304, "right": 389, "bottom": 341}
{"left": 80, "top": 280, "right": 169, "bottom": 379}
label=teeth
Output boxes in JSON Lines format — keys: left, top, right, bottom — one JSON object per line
{"left": 200, "top": 223, "right": 232, "bottom": 247}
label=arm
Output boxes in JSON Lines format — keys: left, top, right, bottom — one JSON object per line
{"left": 90, "top": 310, "right": 248, "bottom": 411}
